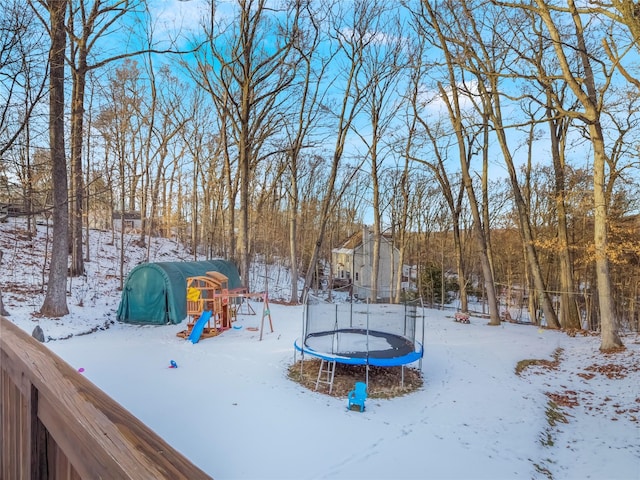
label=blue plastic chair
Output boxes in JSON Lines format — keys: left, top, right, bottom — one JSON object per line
{"left": 348, "top": 382, "right": 367, "bottom": 412}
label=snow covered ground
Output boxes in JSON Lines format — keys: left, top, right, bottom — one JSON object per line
{"left": 1, "top": 219, "right": 639, "bottom": 479}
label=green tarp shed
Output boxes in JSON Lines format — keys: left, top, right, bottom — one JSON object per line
{"left": 116, "top": 260, "right": 242, "bottom": 325}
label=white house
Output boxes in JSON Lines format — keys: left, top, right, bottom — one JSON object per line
{"left": 331, "top": 227, "right": 400, "bottom": 301}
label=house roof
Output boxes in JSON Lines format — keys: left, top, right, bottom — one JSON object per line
{"left": 333, "top": 229, "right": 395, "bottom": 252}
{"left": 339, "top": 231, "right": 363, "bottom": 250}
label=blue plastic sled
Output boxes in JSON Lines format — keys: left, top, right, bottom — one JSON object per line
{"left": 188, "top": 310, "right": 213, "bottom": 344}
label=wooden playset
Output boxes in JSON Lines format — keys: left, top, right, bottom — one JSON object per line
{"left": 177, "top": 272, "right": 274, "bottom": 341}
{"left": 176, "top": 271, "right": 230, "bottom": 340}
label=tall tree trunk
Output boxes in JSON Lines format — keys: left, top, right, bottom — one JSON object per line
{"left": 40, "top": 0, "right": 69, "bottom": 317}
{"left": 118, "top": 135, "right": 126, "bottom": 290}
{"left": 371, "top": 147, "right": 381, "bottom": 303}
{"left": 462, "top": 163, "right": 499, "bottom": 325}
{"left": 238, "top": 117, "right": 250, "bottom": 287}
{"left": 84, "top": 83, "right": 95, "bottom": 262}
{"left": 288, "top": 180, "right": 299, "bottom": 303}
{"left": 480, "top": 118, "right": 495, "bottom": 284}
{"left": 0, "top": 251, "right": 9, "bottom": 316}
{"left": 70, "top": 60, "right": 86, "bottom": 276}
{"left": 24, "top": 116, "right": 35, "bottom": 236}
{"left": 591, "top": 122, "right": 623, "bottom": 350}
{"left": 220, "top": 113, "right": 236, "bottom": 263}
{"left": 548, "top": 108, "right": 581, "bottom": 329}
{"left": 452, "top": 216, "right": 468, "bottom": 313}
{"left": 394, "top": 131, "right": 413, "bottom": 305}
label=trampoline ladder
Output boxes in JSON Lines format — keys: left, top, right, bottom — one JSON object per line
{"left": 315, "top": 359, "right": 337, "bottom": 394}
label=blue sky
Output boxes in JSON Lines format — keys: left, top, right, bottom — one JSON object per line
{"left": 138, "top": 0, "right": 639, "bottom": 221}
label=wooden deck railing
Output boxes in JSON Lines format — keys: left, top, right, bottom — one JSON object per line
{"left": 0, "top": 316, "right": 212, "bottom": 479}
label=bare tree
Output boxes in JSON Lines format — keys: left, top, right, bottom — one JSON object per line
{"left": 189, "top": 0, "right": 301, "bottom": 286}
{"left": 300, "top": 0, "right": 373, "bottom": 299}
{"left": 94, "top": 61, "right": 144, "bottom": 288}
{"left": 136, "top": 61, "right": 191, "bottom": 260}
{"left": 514, "top": 10, "right": 582, "bottom": 329}
{"left": 391, "top": 63, "right": 424, "bottom": 305}
{"left": 281, "top": 1, "right": 326, "bottom": 304}
{"left": 528, "top": 0, "right": 624, "bottom": 350}
{"left": 419, "top": 0, "right": 501, "bottom": 324}
{"left": 353, "top": 2, "right": 406, "bottom": 302}
{"left": 0, "top": 0, "right": 48, "bottom": 243}
{"left": 65, "top": 0, "right": 195, "bottom": 275}
{"left": 445, "top": 2, "right": 560, "bottom": 328}
{"left": 403, "top": 26, "right": 470, "bottom": 311}
{"left": 180, "top": 91, "right": 220, "bottom": 257}
{"left": 414, "top": 124, "right": 469, "bottom": 312}
{"left": 0, "top": 0, "right": 47, "bottom": 159}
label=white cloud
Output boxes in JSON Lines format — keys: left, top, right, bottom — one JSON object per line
{"left": 420, "top": 80, "right": 480, "bottom": 115}
{"left": 147, "top": 0, "right": 213, "bottom": 43}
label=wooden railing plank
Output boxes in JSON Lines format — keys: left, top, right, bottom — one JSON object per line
{"left": 2, "top": 368, "right": 31, "bottom": 478}
{"left": 1, "top": 348, "right": 31, "bottom": 398}
{"left": 0, "top": 316, "right": 212, "bottom": 479}
{"left": 38, "top": 392, "right": 122, "bottom": 479}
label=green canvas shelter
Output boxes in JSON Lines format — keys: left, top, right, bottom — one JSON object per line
{"left": 116, "top": 260, "right": 242, "bottom": 325}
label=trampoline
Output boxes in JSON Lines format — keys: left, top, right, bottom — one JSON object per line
{"left": 294, "top": 294, "right": 424, "bottom": 370}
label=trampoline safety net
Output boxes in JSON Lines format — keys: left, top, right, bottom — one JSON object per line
{"left": 301, "top": 294, "right": 422, "bottom": 365}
